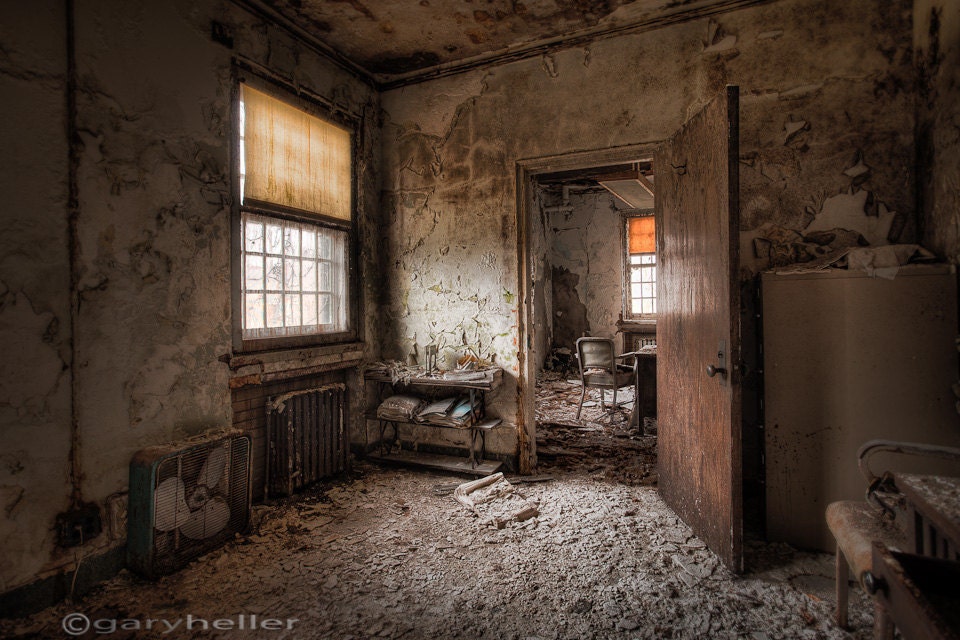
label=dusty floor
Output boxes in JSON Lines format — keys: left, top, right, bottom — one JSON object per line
{"left": 1, "top": 376, "right": 876, "bottom": 639}
{"left": 534, "top": 371, "right": 657, "bottom": 486}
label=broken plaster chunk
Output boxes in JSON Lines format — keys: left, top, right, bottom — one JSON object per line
{"left": 703, "top": 19, "right": 738, "bottom": 55}
{"left": 702, "top": 35, "right": 737, "bottom": 55}
{"left": 843, "top": 151, "right": 871, "bottom": 181}
{"left": 782, "top": 119, "right": 809, "bottom": 145}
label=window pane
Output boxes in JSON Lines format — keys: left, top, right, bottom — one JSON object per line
{"left": 245, "top": 294, "right": 264, "bottom": 330}
{"left": 302, "top": 261, "right": 317, "bottom": 292}
{"left": 284, "top": 294, "right": 301, "bottom": 326}
{"left": 317, "top": 234, "right": 331, "bottom": 259}
{"left": 265, "top": 223, "right": 283, "bottom": 255}
{"left": 318, "top": 261, "right": 331, "bottom": 292}
{"left": 244, "top": 220, "right": 263, "bottom": 252}
{"left": 628, "top": 217, "right": 655, "bottom": 254}
{"left": 284, "top": 258, "right": 300, "bottom": 291}
{"left": 266, "top": 293, "right": 284, "bottom": 328}
{"left": 245, "top": 255, "right": 264, "bottom": 289}
{"left": 302, "top": 294, "right": 318, "bottom": 325}
{"left": 631, "top": 299, "right": 642, "bottom": 315}
{"left": 302, "top": 230, "right": 316, "bottom": 258}
{"left": 265, "top": 257, "right": 283, "bottom": 290}
{"left": 319, "top": 294, "right": 332, "bottom": 324}
{"left": 284, "top": 226, "right": 300, "bottom": 256}
{"left": 641, "top": 299, "right": 654, "bottom": 314}
{"left": 641, "top": 283, "right": 653, "bottom": 298}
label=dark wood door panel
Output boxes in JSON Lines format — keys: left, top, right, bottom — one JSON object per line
{"left": 655, "top": 86, "right": 743, "bottom": 572}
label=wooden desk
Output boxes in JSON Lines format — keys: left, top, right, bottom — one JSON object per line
{"left": 627, "top": 346, "right": 656, "bottom": 429}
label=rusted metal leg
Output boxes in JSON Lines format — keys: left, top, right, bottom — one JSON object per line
{"left": 872, "top": 600, "right": 893, "bottom": 640}
{"left": 836, "top": 544, "right": 849, "bottom": 629}
{"left": 576, "top": 383, "right": 586, "bottom": 420}
{"left": 379, "top": 420, "right": 398, "bottom": 455}
{"left": 467, "top": 428, "right": 478, "bottom": 468}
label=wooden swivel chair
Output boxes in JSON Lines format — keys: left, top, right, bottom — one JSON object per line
{"left": 574, "top": 337, "right": 637, "bottom": 421}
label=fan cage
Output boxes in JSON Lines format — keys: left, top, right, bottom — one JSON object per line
{"left": 151, "top": 436, "right": 250, "bottom": 574}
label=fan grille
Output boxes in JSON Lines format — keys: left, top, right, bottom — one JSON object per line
{"left": 152, "top": 436, "right": 250, "bottom": 573}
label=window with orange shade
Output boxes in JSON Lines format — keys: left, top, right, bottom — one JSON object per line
{"left": 626, "top": 216, "right": 656, "bottom": 317}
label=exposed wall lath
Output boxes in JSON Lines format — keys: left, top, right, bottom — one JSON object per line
{"left": 265, "top": 384, "right": 349, "bottom": 499}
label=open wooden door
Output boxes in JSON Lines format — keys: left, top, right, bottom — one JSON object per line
{"left": 655, "top": 86, "right": 742, "bottom": 572}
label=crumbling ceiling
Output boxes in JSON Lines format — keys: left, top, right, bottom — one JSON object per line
{"left": 245, "top": 0, "right": 772, "bottom": 86}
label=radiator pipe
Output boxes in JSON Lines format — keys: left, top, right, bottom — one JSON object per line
{"left": 66, "top": 0, "right": 84, "bottom": 509}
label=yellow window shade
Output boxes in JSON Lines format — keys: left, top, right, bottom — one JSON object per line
{"left": 242, "top": 84, "right": 352, "bottom": 221}
{"left": 628, "top": 216, "right": 655, "bottom": 254}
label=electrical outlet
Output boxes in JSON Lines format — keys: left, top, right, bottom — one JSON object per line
{"left": 106, "top": 492, "right": 128, "bottom": 542}
{"left": 56, "top": 503, "right": 103, "bottom": 548}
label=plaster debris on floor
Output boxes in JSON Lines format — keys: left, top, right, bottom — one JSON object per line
{"left": 0, "top": 462, "right": 874, "bottom": 639}
{"left": 1, "top": 372, "right": 876, "bottom": 639}
{"left": 536, "top": 370, "right": 658, "bottom": 486}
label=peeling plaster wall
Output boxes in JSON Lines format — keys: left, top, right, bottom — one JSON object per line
{"left": 0, "top": 1, "right": 73, "bottom": 595}
{"left": 915, "top": 0, "right": 960, "bottom": 262}
{"left": 381, "top": 0, "right": 916, "bottom": 457}
{"left": 1, "top": 0, "right": 380, "bottom": 595}
{"left": 546, "top": 190, "right": 624, "bottom": 348}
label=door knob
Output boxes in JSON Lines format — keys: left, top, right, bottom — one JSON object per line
{"left": 706, "top": 364, "right": 727, "bottom": 378}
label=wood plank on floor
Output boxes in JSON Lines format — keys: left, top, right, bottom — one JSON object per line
{"left": 367, "top": 450, "right": 502, "bottom": 476}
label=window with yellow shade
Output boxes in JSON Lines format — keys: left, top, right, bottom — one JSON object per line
{"left": 235, "top": 81, "right": 356, "bottom": 349}
{"left": 626, "top": 215, "right": 656, "bottom": 317}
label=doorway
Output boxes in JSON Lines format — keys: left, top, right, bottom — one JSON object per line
{"left": 515, "top": 144, "right": 658, "bottom": 478}
{"left": 535, "top": 163, "right": 658, "bottom": 482}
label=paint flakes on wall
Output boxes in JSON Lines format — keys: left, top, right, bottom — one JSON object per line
{"left": 806, "top": 188, "right": 896, "bottom": 247}
{"left": 702, "top": 20, "right": 738, "bottom": 56}
{"left": 541, "top": 53, "right": 559, "bottom": 78}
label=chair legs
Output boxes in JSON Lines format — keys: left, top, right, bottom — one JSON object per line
{"left": 576, "top": 385, "right": 631, "bottom": 422}
{"left": 835, "top": 543, "right": 849, "bottom": 629}
{"left": 576, "top": 383, "right": 586, "bottom": 420}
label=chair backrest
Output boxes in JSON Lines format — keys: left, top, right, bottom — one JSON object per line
{"left": 576, "top": 337, "right": 615, "bottom": 373}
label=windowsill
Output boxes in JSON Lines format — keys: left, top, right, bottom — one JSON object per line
{"left": 226, "top": 341, "right": 365, "bottom": 388}
{"left": 618, "top": 318, "right": 657, "bottom": 330}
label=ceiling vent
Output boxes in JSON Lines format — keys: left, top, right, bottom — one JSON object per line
{"left": 598, "top": 170, "right": 655, "bottom": 209}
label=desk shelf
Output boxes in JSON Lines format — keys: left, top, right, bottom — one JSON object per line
{"left": 364, "top": 366, "right": 504, "bottom": 475}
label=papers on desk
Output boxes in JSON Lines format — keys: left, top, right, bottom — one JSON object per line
{"left": 416, "top": 395, "right": 481, "bottom": 428}
{"left": 376, "top": 394, "right": 425, "bottom": 421}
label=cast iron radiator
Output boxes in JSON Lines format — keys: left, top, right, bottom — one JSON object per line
{"left": 265, "top": 383, "right": 348, "bottom": 499}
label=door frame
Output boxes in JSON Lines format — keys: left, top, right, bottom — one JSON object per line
{"left": 515, "top": 142, "right": 658, "bottom": 473}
